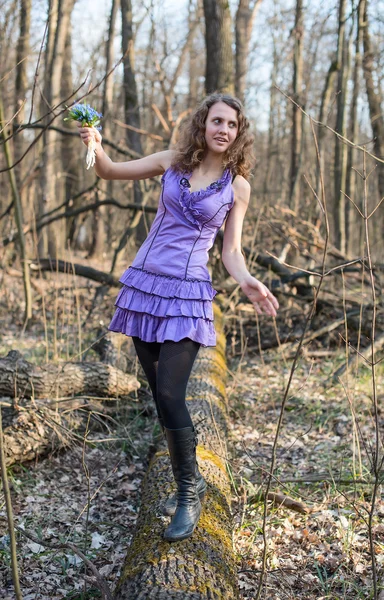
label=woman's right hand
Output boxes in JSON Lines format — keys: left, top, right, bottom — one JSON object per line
{"left": 77, "top": 123, "right": 102, "bottom": 150}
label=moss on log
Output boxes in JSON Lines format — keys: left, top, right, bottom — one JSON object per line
{"left": 114, "top": 308, "right": 239, "bottom": 600}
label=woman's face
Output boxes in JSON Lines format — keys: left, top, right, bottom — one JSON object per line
{"left": 204, "top": 101, "right": 239, "bottom": 155}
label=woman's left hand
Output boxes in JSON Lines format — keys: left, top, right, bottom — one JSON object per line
{"left": 240, "top": 275, "right": 279, "bottom": 317}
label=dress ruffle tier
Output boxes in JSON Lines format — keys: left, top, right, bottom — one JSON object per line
{"left": 108, "top": 266, "right": 217, "bottom": 346}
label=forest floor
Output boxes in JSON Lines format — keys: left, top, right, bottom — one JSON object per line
{"left": 0, "top": 265, "right": 383, "bottom": 599}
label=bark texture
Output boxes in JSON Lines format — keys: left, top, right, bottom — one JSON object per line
{"left": 235, "top": 0, "right": 261, "bottom": 103}
{"left": 14, "top": 0, "right": 31, "bottom": 181}
{"left": 0, "top": 350, "right": 139, "bottom": 399}
{"left": 39, "top": 0, "right": 76, "bottom": 257}
{"left": 345, "top": 0, "right": 365, "bottom": 253}
{"left": 114, "top": 307, "right": 238, "bottom": 600}
{"left": 203, "top": 0, "right": 234, "bottom": 94}
{"left": 96, "top": 0, "right": 120, "bottom": 254}
{"left": 333, "top": 0, "right": 349, "bottom": 253}
{"left": 289, "top": 0, "right": 304, "bottom": 212}
{"left": 1, "top": 349, "right": 139, "bottom": 468}
{"left": 362, "top": 0, "right": 384, "bottom": 201}
{"left": 121, "top": 0, "right": 146, "bottom": 245}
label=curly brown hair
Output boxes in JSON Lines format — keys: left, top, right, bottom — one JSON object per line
{"left": 171, "top": 93, "right": 255, "bottom": 179}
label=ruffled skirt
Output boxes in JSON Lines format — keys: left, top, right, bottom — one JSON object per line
{"left": 108, "top": 266, "right": 217, "bottom": 347}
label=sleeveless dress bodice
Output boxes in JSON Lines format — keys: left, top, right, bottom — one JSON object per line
{"left": 108, "top": 166, "right": 234, "bottom": 346}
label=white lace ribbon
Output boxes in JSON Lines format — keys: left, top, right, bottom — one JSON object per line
{"left": 86, "top": 137, "right": 97, "bottom": 170}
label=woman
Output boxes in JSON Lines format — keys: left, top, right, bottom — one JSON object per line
{"left": 78, "top": 93, "right": 279, "bottom": 542}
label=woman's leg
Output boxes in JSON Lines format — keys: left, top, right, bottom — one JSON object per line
{"left": 132, "top": 337, "right": 162, "bottom": 420}
{"left": 156, "top": 338, "right": 202, "bottom": 541}
{"left": 156, "top": 338, "right": 200, "bottom": 429}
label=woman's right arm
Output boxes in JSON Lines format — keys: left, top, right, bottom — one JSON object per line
{"left": 77, "top": 124, "right": 173, "bottom": 180}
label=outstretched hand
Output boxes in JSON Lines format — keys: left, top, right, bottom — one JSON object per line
{"left": 240, "top": 275, "right": 279, "bottom": 317}
{"left": 76, "top": 123, "right": 102, "bottom": 149}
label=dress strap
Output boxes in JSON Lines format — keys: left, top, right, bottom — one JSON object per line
{"left": 231, "top": 174, "right": 237, "bottom": 183}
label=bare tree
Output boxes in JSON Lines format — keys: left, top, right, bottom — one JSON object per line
{"left": 362, "top": 0, "right": 384, "bottom": 210}
{"left": 91, "top": 0, "right": 120, "bottom": 257}
{"left": 121, "top": 0, "right": 146, "bottom": 245}
{"left": 39, "top": 0, "right": 76, "bottom": 258}
{"left": 289, "top": 0, "right": 304, "bottom": 212}
{"left": 0, "top": 93, "right": 32, "bottom": 323}
{"left": 345, "top": 0, "right": 365, "bottom": 253}
{"left": 235, "top": 0, "right": 262, "bottom": 103}
{"left": 203, "top": 0, "right": 234, "bottom": 94}
{"left": 61, "top": 21, "right": 80, "bottom": 251}
{"left": 13, "top": 0, "right": 31, "bottom": 190}
{"left": 333, "top": 0, "right": 350, "bottom": 253}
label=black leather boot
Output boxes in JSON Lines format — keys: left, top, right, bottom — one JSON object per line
{"left": 161, "top": 427, "right": 207, "bottom": 516}
{"left": 163, "top": 426, "right": 201, "bottom": 542}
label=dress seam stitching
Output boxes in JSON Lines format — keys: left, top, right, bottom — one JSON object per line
{"left": 141, "top": 186, "right": 166, "bottom": 269}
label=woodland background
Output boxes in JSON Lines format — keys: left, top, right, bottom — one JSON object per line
{"left": 0, "top": 0, "right": 384, "bottom": 599}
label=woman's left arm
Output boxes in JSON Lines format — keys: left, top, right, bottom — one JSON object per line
{"left": 222, "top": 176, "right": 279, "bottom": 317}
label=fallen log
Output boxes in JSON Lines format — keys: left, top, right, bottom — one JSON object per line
{"left": 0, "top": 348, "right": 139, "bottom": 468}
{"left": 0, "top": 349, "right": 138, "bottom": 399}
{"left": 29, "top": 259, "right": 120, "bottom": 287}
{"left": 114, "top": 307, "right": 239, "bottom": 600}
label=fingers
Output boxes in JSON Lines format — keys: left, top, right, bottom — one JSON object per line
{"left": 252, "top": 296, "right": 277, "bottom": 318}
{"left": 267, "top": 290, "right": 279, "bottom": 310}
{"left": 77, "top": 125, "right": 99, "bottom": 147}
{"left": 238, "top": 275, "right": 280, "bottom": 317}
{"left": 254, "top": 280, "right": 280, "bottom": 311}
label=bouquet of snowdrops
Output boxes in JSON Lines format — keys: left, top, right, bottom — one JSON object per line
{"left": 64, "top": 103, "right": 102, "bottom": 169}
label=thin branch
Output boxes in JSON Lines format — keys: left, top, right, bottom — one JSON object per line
{"left": 10, "top": 122, "right": 141, "bottom": 158}
{"left": 0, "top": 410, "right": 22, "bottom": 599}
{"left": 276, "top": 84, "right": 384, "bottom": 164}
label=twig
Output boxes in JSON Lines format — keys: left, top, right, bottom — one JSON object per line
{"left": 112, "top": 117, "right": 164, "bottom": 141}
{"left": 361, "top": 148, "right": 380, "bottom": 598}
{"left": 255, "top": 116, "right": 330, "bottom": 599}
{"left": 0, "top": 409, "right": 22, "bottom": 599}
{"left": 275, "top": 84, "right": 384, "bottom": 165}
{"left": 248, "top": 491, "right": 310, "bottom": 515}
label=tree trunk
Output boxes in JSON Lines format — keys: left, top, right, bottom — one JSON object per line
{"left": 0, "top": 91, "right": 33, "bottom": 323}
{"left": 203, "top": 0, "right": 234, "bottom": 95}
{"left": 333, "top": 0, "right": 349, "bottom": 254}
{"left": 362, "top": 0, "right": 384, "bottom": 221}
{"left": 114, "top": 308, "right": 239, "bottom": 600}
{"left": 315, "top": 59, "right": 338, "bottom": 200}
{"left": 39, "top": 0, "right": 76, "bottom": 259}
{"left": 121, "top": 0, "right": 146, "bottom": 246}
{"left": 14, "top": 0, "right": 31, "bottom": 204}
{"left": 345, "top": 0, "right": 365, "bottom": 255}
{"left": 289, "top": 0, "right": 304, "bottom": 213}
{"left": 61, "top": 23, "right": 79, "bottom": 252}
{"left": 263, "top": 35, "right": 279, "bottom": 197}
{"left": 92, "top": 0, "right": 120, "bottom": 258}
{"left": 235, "top": 0, "right": 262, "bottom": 103}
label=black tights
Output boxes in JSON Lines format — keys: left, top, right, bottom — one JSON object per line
{"left": 132, "top": 337, "right": 200, "bottom": 429}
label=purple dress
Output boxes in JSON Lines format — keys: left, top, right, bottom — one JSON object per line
{"left": 108, "top": 166, "right": 234, "bottom": 347}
